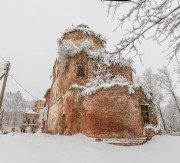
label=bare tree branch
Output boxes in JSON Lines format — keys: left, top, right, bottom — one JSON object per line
{"left": 103, "top": 0, "right": 180, "bottom": 62}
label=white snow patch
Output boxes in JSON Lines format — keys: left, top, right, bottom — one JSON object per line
{"left": 0, "top": 134, "right": 179, "bottom": 163}
{"left": 145, "top": 125, "right": 160, "bottom": 134}
{"left": 171, "top": 132, "right": 180, "bottom": 136}
{"left": 70, "top": 76, "right": 139, "bottom": 96}
{"left": 102, "top": 137, "right": 147, "bottom": 144}
{"left": 58, "top": 39, "right": 94, "bottom": 68}
{"left": 25, "top": 110, "right": 38, "bottom": 115}
{"left": 88, "top": 48, "right": 134, "bottom": 68}
{"left": 57, "top": 40, "right": 134, "bottom": 71}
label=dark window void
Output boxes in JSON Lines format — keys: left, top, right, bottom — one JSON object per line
{"left": 28, "top": 119, "right": 30, "bottom": 124}
{"left": 61, "top": 114, "right": 66, "bottom": 135}
{"left": 77, "top": 65, "right": 85, "bottom": 77}
{"left": 140, "top": 105, "right": 150, "bottom": 124}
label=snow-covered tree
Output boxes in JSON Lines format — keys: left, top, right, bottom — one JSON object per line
{"left": 136, "top": 67, "right": 180, "bottom": 133}
{"left": 156, "top": 67, "right": 179, "bottom": 112}
{"left": 103, "top": 0, "right": 180, "bottom": 61}
{"left": 163, "top": 97, "right": 180, "bottom": 132}
{"left": 1, "top": 91, "right": 34, "bottom": 130}
{"left": 156, "top": 67, "right": 180, "bottom": 132}
{"left": 136, "top": 68, "right": 167, "bottom": 132}
{"left": 175, "top": 65, "right": 180, "bottom": 81}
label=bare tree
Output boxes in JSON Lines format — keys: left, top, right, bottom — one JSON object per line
{"left": 163, "top": 96, "right": 180, "bottom": 132}
{"left": 103, "top": 0, "right": 180, "bottom": 62}
{"left": 175, "top": 65, "right": 180, "bottom": 80}
{"left": 156, "top": 66, "right": 180, "bottom": 132}
{"left": 156, "top": 67, "right": 179, "bottom": 112}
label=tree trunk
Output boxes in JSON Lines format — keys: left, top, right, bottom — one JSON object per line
{"left": 158, "top": 107, "right": 167, "bottom": 133}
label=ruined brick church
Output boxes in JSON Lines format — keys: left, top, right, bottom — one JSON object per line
{"left": 44, "top": 24, "right": 159, "bottom": 141}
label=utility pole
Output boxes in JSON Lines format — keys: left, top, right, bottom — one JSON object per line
{"left": 0, "top": 62, "right": 10, "bottom": 130}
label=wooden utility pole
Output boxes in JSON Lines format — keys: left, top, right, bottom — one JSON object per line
{"left": 0, "top": 62, "right": 10, "bottom": 130}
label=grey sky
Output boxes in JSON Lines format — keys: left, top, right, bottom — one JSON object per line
{"left": 0, "top": 0, "right": 174, "bottom": 100}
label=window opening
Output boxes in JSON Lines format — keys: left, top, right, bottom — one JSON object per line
{"left": 140, "top": 105, "right": 150, "bottom": 124}
{"left": 77, "top": 65, "right": 85, "bottom": 77}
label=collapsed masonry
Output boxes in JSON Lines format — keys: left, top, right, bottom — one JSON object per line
{"left": 44, "top": 24, "right": 160, "bottom": 140}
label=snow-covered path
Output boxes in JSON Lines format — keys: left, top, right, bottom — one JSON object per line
{"left": 0, "top": 133, "right": 179, "bottom": 163}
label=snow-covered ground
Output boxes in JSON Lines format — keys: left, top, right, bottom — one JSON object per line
{"left": 0, "top": 133, "right": 179, "bottom": 163}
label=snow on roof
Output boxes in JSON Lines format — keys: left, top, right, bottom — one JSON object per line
{"left": 36, "top": 98, "right": 45, "bottom": 102}
{"left": 70, "top": 76, "right": 139, "bottom": 96}
{"left": 145, "top": 125, "right": 160, "bottom": 134}
{"left": 88, "top": 48, "right": 134, "bottom": 68}
{"left": 59, "top": 24, "right": 107, "bottom": 45}
{"left": 25, "top": 110, "right": 39, "bottom": 115}
{"left": 69, "top": 74, "right": 152, "bottom": 100}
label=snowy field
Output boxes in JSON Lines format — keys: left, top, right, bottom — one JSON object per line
{"left": 0, "top": 133, "right": 179, "bottom": 163}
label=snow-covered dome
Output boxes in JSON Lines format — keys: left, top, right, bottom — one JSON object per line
{"left": 58, "top": 24, "right": 107, "bottom": 45}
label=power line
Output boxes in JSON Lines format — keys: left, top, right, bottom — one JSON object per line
{"left": 0, "top": 57, "right": 37, "bottom": 100}
{"left": 8, "top": 73, "right": 37, "bottom": 100}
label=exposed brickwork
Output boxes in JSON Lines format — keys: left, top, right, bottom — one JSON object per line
{"left": 63, "top": 90, "right": 82, "bottom": 135}
{"left": 47, "top": 99, "right": 62, "bottom": 134}
{"left": 63, "top": 31, "right": 104, "bottom": 49}
{"left": 57, "top": 53, "right": 96, "bottom": 96}
{"left": 110, "top": 65, "right": 133, "bottom": 82}
{"left": 81, "top": 86, "right": 145, "bottom": 138}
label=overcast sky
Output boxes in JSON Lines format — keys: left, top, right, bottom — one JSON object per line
{"left": 0, "top": 0, "right": 176, "bottom": 100}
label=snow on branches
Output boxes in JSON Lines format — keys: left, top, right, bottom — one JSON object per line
{"left": 104, "top": 0, "right": 180, "bottom": 61}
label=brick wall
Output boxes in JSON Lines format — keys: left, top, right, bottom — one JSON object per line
{"left": 81, "top": 86, "right": 145, "bottom": 138}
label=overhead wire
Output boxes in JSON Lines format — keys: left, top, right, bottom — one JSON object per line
{"left": 0, "top": 56, "right": 37, "bottom": 100}
{"left": 8, "top": 73, "right": 37, "bottom": 100}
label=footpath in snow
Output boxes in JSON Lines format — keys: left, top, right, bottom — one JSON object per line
{"left": 0, "top": 133, "right": 179, "bottom": 163}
